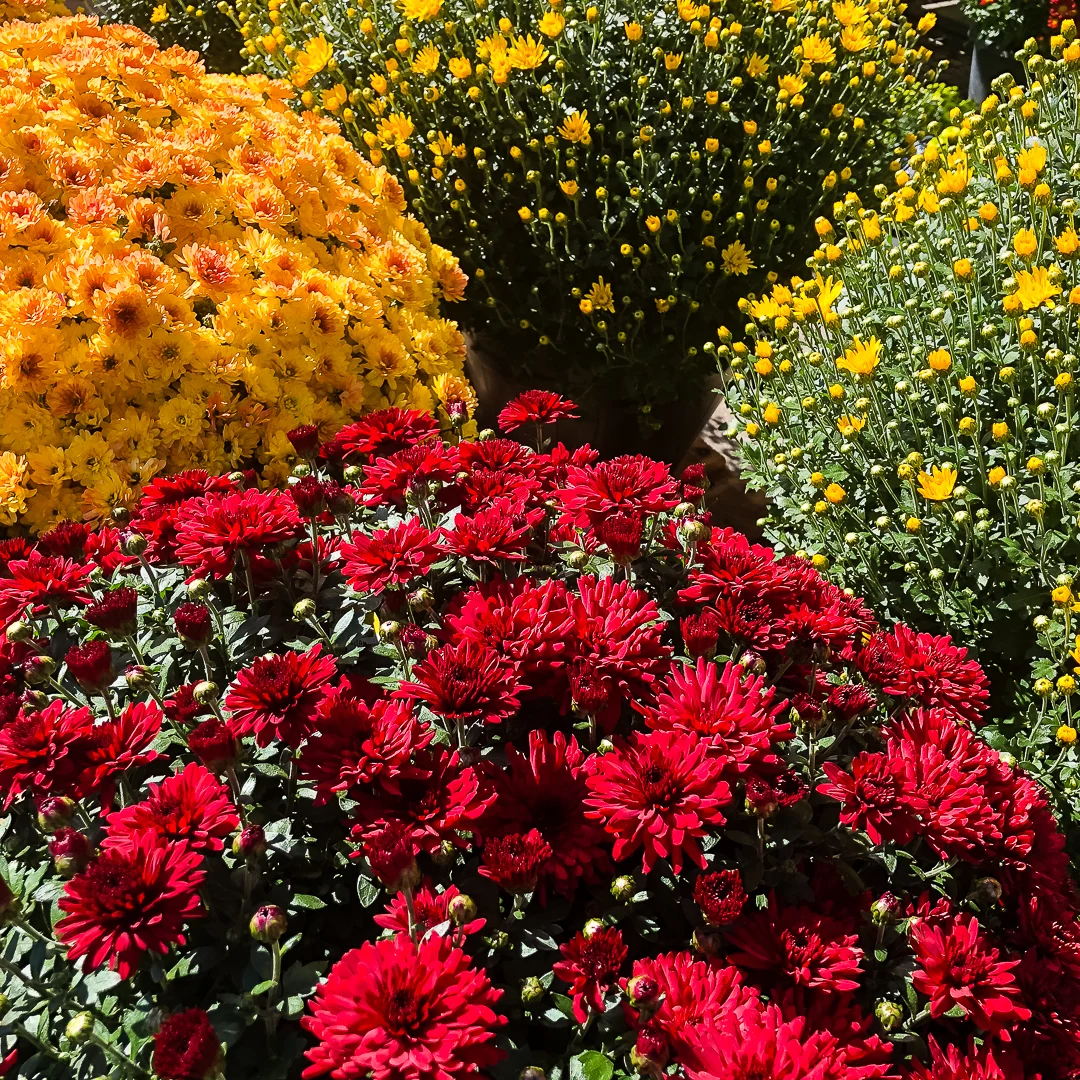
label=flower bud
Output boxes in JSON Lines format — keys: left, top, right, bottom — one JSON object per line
{"left": 233, "top": 825, "right": 267, "bottom": 861}
{"left": 566, "top": 549, "right": 589, "bottom": 570}
{"left": 626, "top": 974, "right": 661, "bottom": 1008}
{"left": 23, "top": 654, "right": 56, "bottom": 685}
{"left": 582, "top": 918, "right": 606, "bottom": 938}
{"left": 875, "top": 1000, "right": 903, "bottom": 1032}
{"left": 630, "top": 1027, "right": 669, "bottom": 1073}
{"left": 870, "top": 892, "right": 901, "bottom": 925}
{"left": 681, "top": 519, "right": 710, "bottom": 542}
{"left": 65, "top": 1012, "right": 95, "bottom": 1044}
{"left": 193, "top": 680, "right": 219, "bottom": 705}
{"left": 521, "top": 976, "right": 545, "bottom": 1004}
{"left": 187, "top": 578, "right": 212, "bottom": 603}
{"left": 250, "top": 904, "right": 287, "bottom": 944}
{"left": 691, "top": 927, "right": 724, "bottom": 955}
{"left": 969, "top": 876, "right": 1003, "bottom": 907}
{"left": 121, "top": 532, "right": 148, "bottom": 557}
{"left": 50, "top": 828, "right": 91, "bottom": 877}
{"left": 174, "top": 602, "right": 212, "bottom": 647}
{"left": 37, "top": 797, "right": 77, "bottom": 833}
{"left": 125, "top": 664, "right": 153, "bottom": 691}
{"left": 520, "top": 1069, "right": 546, "bottom": 1080}
{"left": 343, "top": 465, "right": 363, "bottom": 484}
{"left": 379, "top": 620, "right": 403, "bottom": 642}
{"left": 610, "top": 875, "right": 636, "bottom": 902}
{"left": 293, "top": 599, "right": 317, "bottom": 621}
{"left": 447, "top": 893, "right": 477, "bottom": 926}
{"left": 5, "top": 620, "right": 31, "bottom": 643}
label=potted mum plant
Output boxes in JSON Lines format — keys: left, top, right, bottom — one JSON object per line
{"left": 234, "top": 0, "right": 954, "bottom": 460}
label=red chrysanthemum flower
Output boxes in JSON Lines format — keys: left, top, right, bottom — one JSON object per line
{"left": 103, "top": 762, "right": 238, "bottom": 853}
{"left": 441, "top": 499, "right": 543, "bottom": 565}
{"left": 680, "top": 462, "right": 708, "bottom": 502}
{"left": 0, "top": 700, "right": 93, "bottom": 807}
{"left": 482, "top": 729, "right": 608, "bottom": 900}
{"left": 553, "top": 925, "right": 628, "bottom": 1023}
{"left": 351, "top": 747, "right": 494, "bottom": 854}
{"left": 133, "top": 470, "right": 239, "bottom": 558}
{"left": 818, "top": 751, "right": 920, "bottom": 845}
{"left": 724, "top": 898, "right": 865, "bottom": 994}
{"left": 174, "top": 488, "right": 303, "bottom": 580}
{"left": 0, "top": 552, "right": 92, "bottom": 630}
{"left": 681, "top": 609, "right": 721, "bottom": 658}
{"left": 360, "top": 819, "right": 419, "bottom": 889}
{"left": 562, "top": 575, "right": 671, "bottom": 713}
{"left": 300, "top": 689, "right": 431, "bottom": 801}
{"left": 695, "top": 870, "right": 747, "bottom": 926}
{"left": 859, "top": 624, "right": 989, "bottom": 726}
{"left": 174, "top": 602, "right": 212, "bottom": 645}
{"left": 559, "top": 454, "right": 679, "bottom": 528}
{"left": 339, "top": 518, "right": 442, "bottom": 596}
{"left": 56, "top": 832, "right": 204, "bottom": 978}
{"left": 910, "top": 913, "right": 1031, "bottom": 1032}
{"left": 374, "top": 880, "right": 486, "bottom": 938}
{"left": 65, "top": 640, "right": 114, "bottom": 693}
{"left": 497, "top": 389, "right": 579, "bottom": 432}
{"left": 186, "top": 718, "right": 236, "bottom": 771}
{"left": 397, "top": 639, "right": 523, "bottom": 726}
{"left": 622, "top": 952, "right": 758, "bottom": 1057}
{"left": 225, "top": 644, "right": 336, "bottom": 747}
{"left": 321, "top": 407, "right": 440, "bottom": 462}
{"left": 83, "top": 526, "right": 140, "bottom": 576}
{"left": 480, "top": 829, "right": 552, "bottom": 895}
{"left": 84, "top": 587, "right": 138, "bottom": 635}
{"left": 152, "top": 1009, "right": 221, "bottom": 1080}
{"left": 596, "top": 509, "right": 644, "bottom": 562}
{"left": 0, "top": 537, "right": 36, "bottom": 573}
{"left": 302, "top": 932, "right": 506, "bottom": 1080}
{"left": 287, "top": 424, "right": 321, "bottom": 457}
{"left": 39, "top": 520, "right": 91, "bottom": 559}
{"left": 360, "top": 441, "right": 460, "bottom": 508}
{"left": 77, "top": 700, "right": 164, "bottom": 801}
{"left": 637, "top": 659, "right": 790, "bottom": 774}
{"left": 680, "top": 1002, "right": 852, "bottom": 1080}
{"left": 585, "top": 729, "right": 731, "bottom": 873}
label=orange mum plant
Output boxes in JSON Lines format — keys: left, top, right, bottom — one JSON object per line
{"left": 0, "top": 17, "right": 471, "bottom": 532}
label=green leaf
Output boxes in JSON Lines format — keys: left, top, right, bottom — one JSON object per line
{"left": 357, "top": 876, "right": 381, "bottom": 908}
{"left": 290, "top": 893, "right": 328, "bottom": 910}
{"left": 570, "top": 1051, "right": 614, "bottom": 1080}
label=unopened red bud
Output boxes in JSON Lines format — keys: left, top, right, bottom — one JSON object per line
{"left": 626, "top": 974, "right": 660, "bottom": 1008}
{"left": 233, "top": 825, "right": 267, "bottom": 861}
{"left": 23, "top": 655, "right": 56, "bottom": 685}
{"left": 37, "top": 797, "right": 77, "bottom": 833}
{"left": 447, "top": 894, "right": 477, "bottom": 926}
{"left": 250, "top": 904, "right": 287, "bottom": 944}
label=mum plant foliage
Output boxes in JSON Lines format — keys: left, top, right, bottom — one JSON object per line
{"left": 721, "top": 30, "right": 1080, "bottom": 791}
{"left": 0, "top": 17, "right": 473, "bottom": 535}
{"left": 236, "top": 0, "right": 950, "bottom": 420}
{"left": 0, "top": 396, "right": 1078, "bottom": 1079}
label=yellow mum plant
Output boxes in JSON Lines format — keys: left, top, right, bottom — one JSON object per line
{"left": 234, "top": 0, "right": 952, "bottom": 443}
{"left": 722, "top": 26, "right": 1080, "bottom": 821}
{"left": 0, "top": 17, "right": 472, "bottom": 533}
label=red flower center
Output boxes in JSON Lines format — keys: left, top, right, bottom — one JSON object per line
{"left": 86, "top": 855, "right": 146, "bottom": 913}
{"left": 384, "top": 988, "right": 425, "bottom": 1035}
{"left": 640, "top": 763, "right": 678, "bottom": 807}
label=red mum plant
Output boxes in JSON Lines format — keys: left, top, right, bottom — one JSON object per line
{"left": 300, "top": 933, "right": 506, "bottom": 1080}
{"left": 2, "top": 399, "right": 1079, "bottom": 1079}
{"left": 497, "top": 389, "right": 579, "bottom": 434}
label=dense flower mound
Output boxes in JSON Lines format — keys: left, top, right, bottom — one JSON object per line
{"left": 0, "top": 17, "right": 472, "bottom": 534}
{"left": 233, "top": 0, "right": 952, "bottom": 419}
{"left": 722, "top": 31, "right": 1080, "bottom": 825}
{"left": 0, "top": 397, "right": 1077, "bottom": 1078}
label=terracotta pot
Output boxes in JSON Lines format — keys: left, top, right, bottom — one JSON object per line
{"left": 465, "top": 332, "right": 721, "bottom": 465}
